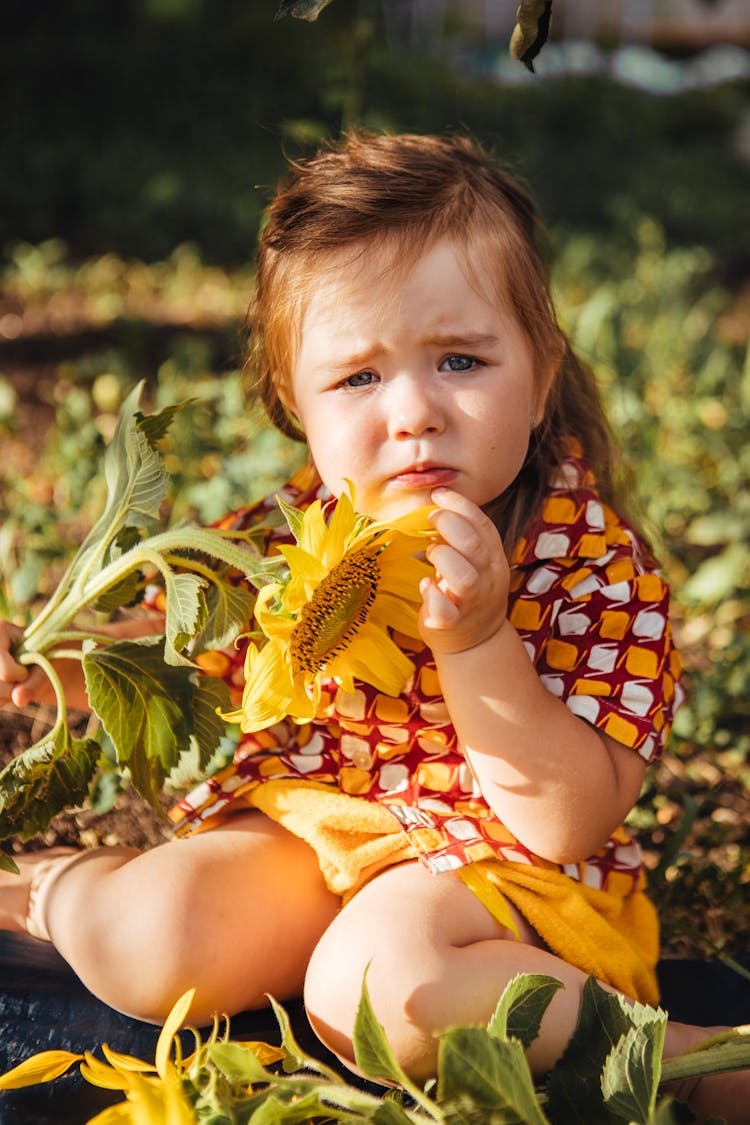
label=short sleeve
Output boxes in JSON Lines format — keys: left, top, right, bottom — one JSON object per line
{"left": 511, "top": 551, "right": 684, "bottom": 762}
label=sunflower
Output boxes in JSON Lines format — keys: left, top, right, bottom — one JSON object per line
{"left": 223, "top": 488, "right": 435, "bottom": 733}
{"left": 0, "top": 989, "right": 285, "bottom": 1124}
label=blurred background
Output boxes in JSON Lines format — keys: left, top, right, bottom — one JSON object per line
{"left": 0, "top": 0, "right": 747, "bottom": 961}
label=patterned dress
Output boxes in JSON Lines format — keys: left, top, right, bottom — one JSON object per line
{"left": 168, "top": 451, "right": 684, "bottom": 906}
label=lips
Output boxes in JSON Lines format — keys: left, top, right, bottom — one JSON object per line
{"left": 391, "top": 464, "right": 458, "bottom": 489}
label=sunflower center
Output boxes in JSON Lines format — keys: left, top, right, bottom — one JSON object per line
{"left": 289, "top": 547, "right": 381, "bottom": 674}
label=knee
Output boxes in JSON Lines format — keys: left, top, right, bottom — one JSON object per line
{"left": 49, "top": 849, "right": 246, "bottom": 1024}
{"left": 304, "top": 926, "right": 440, "bottom": 1082}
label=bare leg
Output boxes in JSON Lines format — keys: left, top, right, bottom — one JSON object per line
{"left": 304, "top": 860, "right": 748, "bottom": 1123}
{"left": 2, "top": 813, "right": 339, "bottom": 1025}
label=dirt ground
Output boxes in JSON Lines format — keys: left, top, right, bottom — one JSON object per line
{"left": 0, "top": 708, "right": 172, "bottom": 855}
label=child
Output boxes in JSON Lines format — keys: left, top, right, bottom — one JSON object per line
{"left": 0, "top": 132, "right": 745, "bottom": 1119}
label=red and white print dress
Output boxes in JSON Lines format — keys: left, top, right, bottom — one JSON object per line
{"left": 166, "top": 451, "right": 684, "bottom": 904}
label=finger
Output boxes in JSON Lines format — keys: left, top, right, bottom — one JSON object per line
{"left": 0, "top": 664, "right": 50, "bottom": 709}
{"left": 0, "top": 638, "right": 29, "bottom": 709}
{"left": 430, "top": 491, "right": 499, "bottom": 551}
{"left": 419, "top": 577, "right": 459, "bottom": 630}
{"left": 0, "top": 623, "right": 26, "bottom": 680}
{"left": 430, "top": 487, "right": 494, "bottom": 524}
{"left": 426, "top": 543, "right": 480, "bottom": 603}
{"left": 428, "top": 510, "right": 485, "bottom": 564}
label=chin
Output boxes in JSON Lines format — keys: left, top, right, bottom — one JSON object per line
{"left": 369, "top": 495, "right": 430, "bottom": 522}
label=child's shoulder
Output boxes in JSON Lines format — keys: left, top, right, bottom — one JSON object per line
{"left": 511, "top": 440, "right": 651, "bottom": 576}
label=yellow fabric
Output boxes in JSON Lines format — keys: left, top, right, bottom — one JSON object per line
{"left": 457, "top": 864, "right": 521, "bottom": 940}
{"left": 466, "top": 858, "right": 660, "bottom": 1006}
{"left": 246, "top": 779, "right": 419, "bottom": 900}
{"left": 199, "top": 777, "right": 659, "bottom": 1006}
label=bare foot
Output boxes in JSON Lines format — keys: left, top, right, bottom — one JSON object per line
{"left": 0, "top": 848, "right": 79, "bottom": 936}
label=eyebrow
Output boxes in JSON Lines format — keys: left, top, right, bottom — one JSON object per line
{"left": 421, "top": 332, "right": 500, "bottom": 350}
{"left": 328, "top": 332, "right": 501, "bottom": 372}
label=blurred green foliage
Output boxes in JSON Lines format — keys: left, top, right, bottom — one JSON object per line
{"left": 1, "top": 0, "right": 749, "bottom": 276}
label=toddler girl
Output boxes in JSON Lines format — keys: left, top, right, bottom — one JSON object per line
{"left": 0, "top": 132, "right": 744, "bottom": 1120}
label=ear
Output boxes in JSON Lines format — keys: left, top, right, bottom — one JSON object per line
{"left": 276, "top": 378, "right": 295, "bottom": 413}
{"left": 276, "top": 382, "right": 305, "bottom": 434}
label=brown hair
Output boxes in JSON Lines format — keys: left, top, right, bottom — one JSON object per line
{"left": 245, "top": 132, "right": 642, "bottom": 552}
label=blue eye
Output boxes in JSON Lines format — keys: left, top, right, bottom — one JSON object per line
{"left": 343, "top": 371, "right": 377, "bottom": 388}
{"left": 442, "top": 354, "right": 478, "bottom": 373}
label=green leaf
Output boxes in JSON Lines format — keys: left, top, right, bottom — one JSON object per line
{"left": 92, "top": 568, "right": 144, "bottom": 614}
{"left": 0, "top": 728, "right": 100, "bottom": 842}
{"left": 488, "top": 974, "right": 564, "bottom": 1049}
{"left": 437, "top": 1027, "right": 549, "bottom": 1124}
{"left": 372, "top": 1097, "right": 421, "bottom": 1124}
{"left": 135, "top": 400, "right": 189, "bottom": 447}
{"left": 162, "top": 569, "right": 209, "bottom": 665}
{"left": 192, "top": 578, "right": 256, "bottom": 654}
{"left": 544, "top": 976, "right": 636, "bottom": 1124}
{"left": 352, "top": 973, "right": 412, "bottom": 1089}
{"left": 189, "top": 674, "right": 231, "bottom": 774}
{"left": 88, "top": 764, "right": 125, "bottom": 815}
{"left": 602, "top": 1019, "right": 666, "bottom": 1123}
{"left": 83, "top": 638, "right": 226, "bottom": 807}
{"left": 0, "top": 852, "right": 18, "bottom": 874}
{"left": 60, "top": 383, "right": 170, "bottom": 596}
{"left": 94, "top": 383, "right": 170, "bottom": 532}
{"left": 276, "top": 495, "right": 305, "bottom": 544}
{"left": 209, "top": 1041, "right": 273, "bottom": 1085}
{"left": 246, "top": 1090, "right": 343, "bottom": 1124}
{"left": 267, "top": 995, "right": 341, "bottom": 1082}
{"left": 275, "top": 0, "right": 335, "bottom": 22}
{"left": 84, "top": 638, "right": 191, "bottom": 767}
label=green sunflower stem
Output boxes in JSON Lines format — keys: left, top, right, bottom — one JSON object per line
{"left": 16, "top": 650, "right": 69, "bottom": 747}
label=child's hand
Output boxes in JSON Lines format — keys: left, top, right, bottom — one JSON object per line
{"left": 0, "top": 621, "right": 53, "bottom": 708}
{"left": 0, "top": 616, "right": 160, "bottom": 712}
{"left": 419, "top": 489, "right": 510, "bottom": 655}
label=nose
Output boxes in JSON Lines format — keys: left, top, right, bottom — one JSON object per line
{"left": 387, "top": 373, "right": 445, "bottom": 440}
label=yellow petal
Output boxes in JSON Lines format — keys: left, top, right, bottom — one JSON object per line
{"left": 277, "top": 544, "right": 328, "bottom": 585}
{"left": 79, "top": 1056, "right": 130, "bottom": 1092}
{"left": 112, "top": 1069, "right": 195, "bottom": 1125}
{"left": 155, "top": 989, "right": 196, "bottom": 1079}
{"left": 235, "top": 1040, "right": 286, "bottom": 1065}
{"left": 254, "top": 585, "right": 296, "bottom": 639}
{"left": 101, "top": 1044, "right": 157, "bottom": 1074}
{"left": 239, "top": 641, "right": 296, "bottom": 733}
{"left": 365, "top": 504, "right": 437, "bottom": 543}
{"left": 85, "top": 1105, "right": 133, "bottom": 1124}
{"left": 0, "top": 1049, "right": 82, "bottom": 1090}
{"left": 288, "top": 674, "right": 320, "bottom": 724}
{"left": 321, "top": 488, "right": 357, "bottom": 566}
{"left": 370, "top": 592, "right": 421, "bottom": 637}
{"left": 329, "top": 622, "right": 415, "bottom": 696}
{"left": 298, "top": 499, "right": 329, "bottom": 557}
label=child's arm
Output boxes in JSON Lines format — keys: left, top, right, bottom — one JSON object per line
{"left": 420, "top": 488, "right": 647, "bottom": 866}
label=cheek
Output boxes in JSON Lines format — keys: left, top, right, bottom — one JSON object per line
{"left": 306, "top": 423, "right": 365, "bottom": 493}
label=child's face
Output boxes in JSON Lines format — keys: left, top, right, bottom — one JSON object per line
{"left": 285, "top": 237, "right": 543, "bottom": 522}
